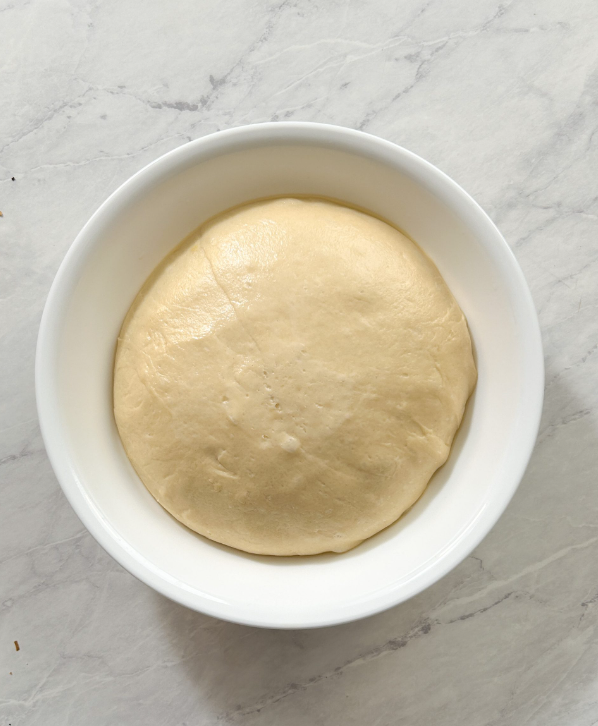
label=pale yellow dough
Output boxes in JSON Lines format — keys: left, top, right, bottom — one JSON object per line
{"left": 114, "top": 198, "right": 476, "bottom": 555}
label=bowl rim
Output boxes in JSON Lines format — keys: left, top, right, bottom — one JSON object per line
{"left": 35, "top": 121, "right": 544, "bottom": 629}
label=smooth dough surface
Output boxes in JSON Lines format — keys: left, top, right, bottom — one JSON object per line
{"left": 114, "top": 198, "right": 476, "bottom": 555}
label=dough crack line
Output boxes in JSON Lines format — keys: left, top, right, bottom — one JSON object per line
{"left": 202, "top": 246, "right": 268, "bottom": 364}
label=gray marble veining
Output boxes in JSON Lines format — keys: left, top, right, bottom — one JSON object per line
{"left": 2, "top": 0, "right": 598, "bottom": 723}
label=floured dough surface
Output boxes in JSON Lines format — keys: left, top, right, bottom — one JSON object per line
{"left": 114, "top": 198, "right": 476, "bottom": 555}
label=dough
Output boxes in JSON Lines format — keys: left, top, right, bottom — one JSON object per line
{"left": 114, "top": 198, "right": 476, "bottom": 555}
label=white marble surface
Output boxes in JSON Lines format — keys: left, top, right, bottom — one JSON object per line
{"left": 1, "top": 0, "right": 598, "bottom": 723}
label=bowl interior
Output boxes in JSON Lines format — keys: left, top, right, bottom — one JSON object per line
{"left": 38, "top": 125, "right": 542, "bottom": 627}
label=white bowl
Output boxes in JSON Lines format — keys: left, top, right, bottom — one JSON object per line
{"left": 36, "top": 123, "right": 543, "bottom": 629}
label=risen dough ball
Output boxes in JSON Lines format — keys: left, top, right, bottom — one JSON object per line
{"left": 114, "top": 198, "right": 476, "bottom": 555}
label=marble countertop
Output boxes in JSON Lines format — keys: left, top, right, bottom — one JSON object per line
{"left": 2, "top": 0, "right": 598, "bottom": 723}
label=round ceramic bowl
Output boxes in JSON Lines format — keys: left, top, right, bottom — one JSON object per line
{"left": 36, "top": 122, "right": 543, "bottom": 629}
